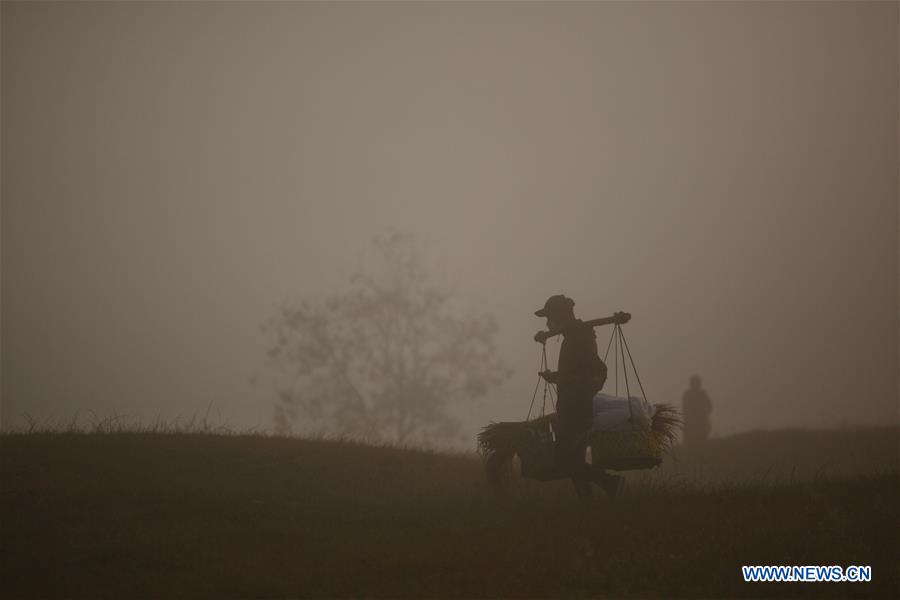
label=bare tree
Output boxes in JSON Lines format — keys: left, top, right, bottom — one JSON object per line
{"left": 264, "top": 232, "right": 510, "bottom": 444}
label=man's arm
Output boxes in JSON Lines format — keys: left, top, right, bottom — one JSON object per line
{"left": 538, "top": 369, "right": 558, "bottom": 384}
{"left": 538, "top": 329, "right": 603, "bottom": 387}
{"left": 534, "top": 311, "right": 631, "bottom": 344}
{"left": 560, "top": 327, "right": 599, "bottom": 386}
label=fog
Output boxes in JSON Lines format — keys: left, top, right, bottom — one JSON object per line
{"left": 2, "top": 1, "right": 897, "bottom": 445}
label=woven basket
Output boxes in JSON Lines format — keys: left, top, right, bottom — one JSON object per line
{"left": 589, "top": 429, "right": 663, "bottom": 470}
{"left": 478, "top": 405, "right": 679, "bottom": 486}
{"left": 516, "top": 425, "right": 562, "bottom": 481}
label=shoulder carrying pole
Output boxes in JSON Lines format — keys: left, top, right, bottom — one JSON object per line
{"left": 534, "top": 312, "right": 631, "bottom": 343}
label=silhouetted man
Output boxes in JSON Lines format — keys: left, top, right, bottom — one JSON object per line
{"left": 534, "top": 294, "right": 629, "bottom": 499}
{"left": 682, "top": 374, "right": 712, "bottom": 446}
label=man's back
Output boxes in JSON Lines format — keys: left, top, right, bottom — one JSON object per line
{"left": 557, "top": 320, "right": 599, "bottom": 400}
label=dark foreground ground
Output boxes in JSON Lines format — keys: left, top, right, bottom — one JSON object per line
{"left": 2, "top": 430, "right": 898, "bottom": 598}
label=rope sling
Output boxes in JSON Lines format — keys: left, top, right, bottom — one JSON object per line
{"left": 478, "top": 316, "right": 677, "bottom": 482}
{"left": 527, "top": 322, "right": 648, "bottom": 432}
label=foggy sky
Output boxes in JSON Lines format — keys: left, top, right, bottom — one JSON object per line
{"left": 2, "top": 1, "right": 898, "bottom": 445}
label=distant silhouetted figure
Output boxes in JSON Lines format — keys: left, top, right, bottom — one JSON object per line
{"left": 534, "top": 294, "right": 630, "bottom": 499}
{"left": 682, "top": 375, "right": 712, "bottom": 446}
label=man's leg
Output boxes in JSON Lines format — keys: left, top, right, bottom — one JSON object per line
{"left": 572, "top": 477, "right": 593, "bottom": 499}
{"left": 570, "top": 450, "right": 593, "bottom": 499}
{"left": 566, "top": 428, "right": 594, "bottom": 498}
{"left": 592, "top": 469, "right": 626, "bottom": 498}
{"left": 555, "top": 420, "right": 592, "bottom": 498}
{"left": 569, "top": 403, "right": 596, "bottom": 499}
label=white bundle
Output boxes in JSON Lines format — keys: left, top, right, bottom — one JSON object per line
{"left": 591, "top": 393, "right": 655, "bottom": 432}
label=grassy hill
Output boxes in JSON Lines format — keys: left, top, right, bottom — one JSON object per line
{"left": 2, "top": 429, "right": 898, "bottom": 598}
{"left": 636, "top": 425, "right": 899, "bottom": 485}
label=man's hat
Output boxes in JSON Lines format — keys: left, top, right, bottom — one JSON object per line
{"left": 535, "top": 294, "right": 574, "bottom": 317}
